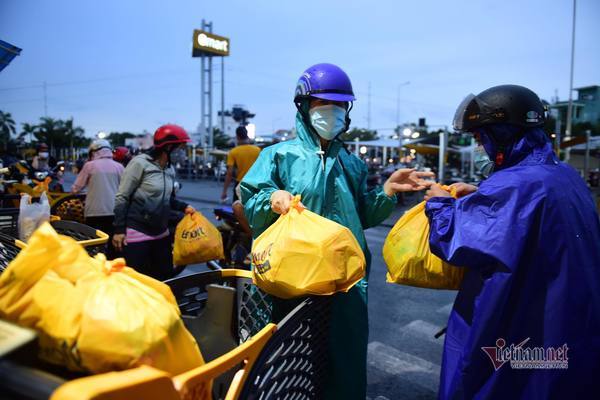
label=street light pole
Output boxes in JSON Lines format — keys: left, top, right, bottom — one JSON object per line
{"left": 396, "top": 81, "right": 410, "bottom": 128}
{"left": 438, "top": 127, "right": 448, "bottom": 184}
{"left": 565, "top": 0, "right": 577, "bottom": 138}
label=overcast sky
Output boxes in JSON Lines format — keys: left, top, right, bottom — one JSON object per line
{"left": 1, "top": 0, "right": 599, "bottom": 138}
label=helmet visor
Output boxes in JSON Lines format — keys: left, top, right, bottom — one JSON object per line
{"left": 453, "top": 94, "right": 477, "bottom": 132}
{"left": 310, "top": 92, "right": 356, "bottom": 102}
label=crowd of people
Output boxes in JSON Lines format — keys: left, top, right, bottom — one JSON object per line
{"left": 3, "top": 62, "right": 599, "bottom": 399}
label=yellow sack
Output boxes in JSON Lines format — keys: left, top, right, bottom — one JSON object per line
{"left": 383, "top": 187, "right": 465, "bottom": 289}
{"left": 75, "top": 259, "right": 205, "bottom": 375}
{"left": 173, "top": 211, "right": 224, "bottom": 266}
{"left": 251, "top": 195, "right": 366, "bottom": 299}
{"left": 0, "top": 223, "right": 206, "bottom": 376}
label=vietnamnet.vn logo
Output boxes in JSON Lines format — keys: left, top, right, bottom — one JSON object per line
{"left": 481, "top": 338, "right": 569, "bottom": 370}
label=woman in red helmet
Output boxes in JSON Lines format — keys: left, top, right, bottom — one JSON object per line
{"left": 112, "top": 124, "right": 195, "bottom": 280}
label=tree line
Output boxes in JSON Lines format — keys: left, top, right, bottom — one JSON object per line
{"left": 0, "top": 110, "right": 143, "bottom": 159}
{"left": 0, "top": 110, "right": 88, "bottom": 156}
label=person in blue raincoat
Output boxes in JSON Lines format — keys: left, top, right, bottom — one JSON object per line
{"left": 240, "top": 63, "right": 434, "bottom": 399}
{"left": 424, "top": 85, "right": 600, "bottom": 399}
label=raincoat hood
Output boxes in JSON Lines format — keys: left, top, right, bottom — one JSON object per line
{"left": 92, "top": 148, "right": 114, "bottom": 161}
{"left": 479, "top": 125, "right": 555, "bottom": 171}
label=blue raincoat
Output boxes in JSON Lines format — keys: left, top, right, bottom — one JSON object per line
{"left": 425, "top": 127, "right": 600, "bottom": 399}
{"left": 241, "top": 113, "right": 396, "bottom": 399}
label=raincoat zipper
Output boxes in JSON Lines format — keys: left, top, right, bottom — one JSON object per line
{"left": 317, "top": 144, "right": 328, "bottom": 214}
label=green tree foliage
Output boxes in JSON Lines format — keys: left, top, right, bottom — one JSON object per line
{"left": 26, "top": 117, "right": 87, "bottom": 157}
{"left": 339, "top": 127, "right": 378, "bottom": 141}
{"left": 107, "top": 131, "right": 135, "bottom": 147}
{"left": 213, "top": 128, "right": 234, "bottom": 149}
{"left": 33, "top": 117, "right": 63, "bottom": 153}
{"left": 0, "top": 110, "right": 16, "bottom": 148}
{"left": 20, "top": 122, "right": 37, "bottom": 143}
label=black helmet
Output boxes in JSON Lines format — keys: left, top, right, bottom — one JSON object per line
{"left": 453, "top": 84, "right": 545, "bottom": 132}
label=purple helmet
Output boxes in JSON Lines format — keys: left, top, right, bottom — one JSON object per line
{"left": 294, "top": 63, "right": 356, "bottom": 103}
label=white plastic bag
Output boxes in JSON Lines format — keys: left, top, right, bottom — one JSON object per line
{"left": 18, "top": 192, "right": 50, "bottom": 241}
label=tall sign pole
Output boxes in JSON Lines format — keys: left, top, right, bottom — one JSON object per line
{"left": 193, "top": 22, "right": 230, "bottom": 162}
{"left": 565, "top": 0, "right": 577, "bottom": 139}
{"left": 221, "top": 58, "right": 225, "bottom": 137}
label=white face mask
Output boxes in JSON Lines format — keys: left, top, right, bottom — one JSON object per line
{"left": 309, "top": 104, "right": 347, "bottom": 141}
{"left": 39, "top": 152, "right": 49, "bottom": 159}
{"left": 474, "top": 145, "right": 494, "bottom": 178}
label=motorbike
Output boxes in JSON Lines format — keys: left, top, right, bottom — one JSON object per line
{"left": 1, "top": 160, "right": 65, "bottom": 195}
{"left": 213, "top": 205, "right": 252, "bottom": 270}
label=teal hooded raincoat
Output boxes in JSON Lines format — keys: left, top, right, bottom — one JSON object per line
{"left": 240, "top": 113, "right": 396, "bottom": 399}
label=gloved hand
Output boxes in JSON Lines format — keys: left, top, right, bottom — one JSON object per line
{"left": 112, "top": 233, "right": 127, "bottom": 252}
{"left": 184, "top": 205, "right": 196, "bottom": 215}
{"left": 270, "top": 190, "right": 296, "bottom": 214}
{"left": 424, "top": 184, "right": 452, "bottom": 201}
{"left": 449, "top": 182, "right": 478, "bottom": 198}
{"left": 383, "top": 168, "right": 435, "bottom": 196}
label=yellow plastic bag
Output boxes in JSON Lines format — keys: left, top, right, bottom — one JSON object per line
{"left": 251, "top": 195, "right": 366, "bottom": 299}
{"left": 0, "top": 223, "right": 206, "bottom": 376}
{"left": 173, "top": 211, "right": 224, "bottom": 266}
{"left": 75, "top": 259, "right": 205, "bottom": 375}
{"left": 383, "top": 187, "right": 465, "bottom": 289}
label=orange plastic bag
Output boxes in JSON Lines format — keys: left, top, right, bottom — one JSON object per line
{"left": 383, "top": 186, "right": 465, "bottom": 289}
{"left": 173, "top": 211, "right": 224, "bottom": 266}
{"left": 251, "top": 195, "right": 366, "bottom": 299}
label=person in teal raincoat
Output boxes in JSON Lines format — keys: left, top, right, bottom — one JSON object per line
{"left": 240, "top": 63, "right": 433, "bottom": 399}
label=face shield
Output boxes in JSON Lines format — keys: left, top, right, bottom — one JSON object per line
{"left": 452, "top": 94, "right": 478, "bottom": 132}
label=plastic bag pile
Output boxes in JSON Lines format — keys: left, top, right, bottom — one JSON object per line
{"left": 0, "top": 222, "right": 205, "bottom": 375}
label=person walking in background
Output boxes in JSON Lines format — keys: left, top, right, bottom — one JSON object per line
{"left": 112, "top": 124, "right": 195, "bottom": 280}
{"left": 71, "top": 139, "right": 124, "bottom": 258}
{"left": 424, "top": 85, "right": 600, "bottom": 399}
{"left": 221, "top": 125, "right": 260, "bottom": 203}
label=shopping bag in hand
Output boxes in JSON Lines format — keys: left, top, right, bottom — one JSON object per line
{"left": 383, "top": 186, "right": 464, "bottom": 289}
{"left": 173, "top": 211, "right": 224, "bottom": 266}
{"left": 251, "top": 195, "right": 366, "bottom": 299}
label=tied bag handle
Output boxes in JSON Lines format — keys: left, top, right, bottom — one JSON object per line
{"left": 440, "top": 185, "right": 458, "bottom": 199}
{"left": 290, "top": 195, "right": 305, "bottom": 213}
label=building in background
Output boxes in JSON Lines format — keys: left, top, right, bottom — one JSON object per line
{"left": 549, "top": 85, "right": 600, "bottom": 134}
{"left": 217, "top": 105, "right": 256, "bottom": 138}
{"left": 125, "top": 134, "right": 153, "bottom": 150}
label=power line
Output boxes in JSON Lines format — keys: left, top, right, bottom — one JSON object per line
{"left": 0, "top": 68, "right": 192, "bottom": 92}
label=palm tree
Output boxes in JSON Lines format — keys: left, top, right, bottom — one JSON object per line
{"left": 35, "top": 117, "right": 64, "bottom": 157}
{"left": 20, "top": 122, "right": 37, "bottom": 143}
{"left": 0, "top": 110, "right": 17, "bottom": 149}
{"left": 63, "top": 118, "right": 85, "bottom": 161}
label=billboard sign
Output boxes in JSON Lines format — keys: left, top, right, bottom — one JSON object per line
{"left": 192, "top": 30, "right": 229, "bottom": 57}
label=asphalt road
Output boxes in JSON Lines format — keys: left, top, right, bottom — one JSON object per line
{"left": 364, "top": 225, "right": 456, "bottom": 399}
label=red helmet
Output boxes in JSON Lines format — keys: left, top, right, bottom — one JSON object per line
{"left": 153, "top": 124, "right": 191, "bottom": 149}
{"left": 113, "top": 146, "right": 130, "bottom": 162}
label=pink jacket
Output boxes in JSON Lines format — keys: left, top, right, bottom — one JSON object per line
{"left": 72, "top": 148, "right": 124, "bottom": 217}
